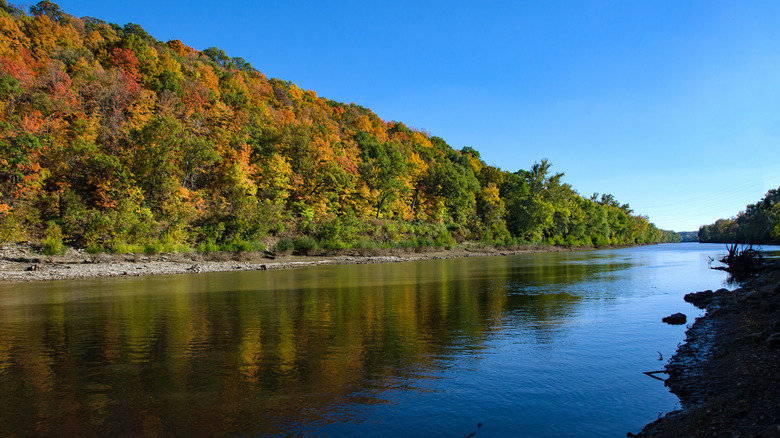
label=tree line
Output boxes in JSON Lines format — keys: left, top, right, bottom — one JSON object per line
{"left": 0, "top": 1, "right": 679, "bottom": 254}
{"left": 698, "top": 188, "right": 780, "bottom": 244}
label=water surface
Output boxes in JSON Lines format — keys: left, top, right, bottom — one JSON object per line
{"left": 0, "top": 243, "right": 770, "bottom": 437}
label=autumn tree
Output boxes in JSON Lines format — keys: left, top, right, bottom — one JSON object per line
{"left": 0, "top": 2, "right": 675, "bottom": 249}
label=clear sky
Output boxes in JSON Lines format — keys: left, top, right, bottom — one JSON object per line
{"left": 53, "top": 0, "right": 780, "bottom": 231}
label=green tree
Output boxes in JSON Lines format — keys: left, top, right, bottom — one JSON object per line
{"left": 422, "top": 151, "right": 479, "bottom": 224}
{"left": 129, "top": 116, "right": 183, "bottom": 212}
{"left": 29, "top": 1, "right": 65, "bottom": 23}
{"left": 355, "top": 131, "right": 409, "bottom": 219}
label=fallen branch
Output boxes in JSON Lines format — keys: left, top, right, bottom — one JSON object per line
{"left": 643, "top": 370, "right": 668, "bottom": 381}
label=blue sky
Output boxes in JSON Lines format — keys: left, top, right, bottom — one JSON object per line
{"left": 54, "top": 0, "right": 780, "bottom": 231}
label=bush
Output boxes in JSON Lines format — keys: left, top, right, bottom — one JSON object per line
{"left": 352, "top": 238, "right": 378, "bottom": 250}
{"left": 293, "top": 235, "right": 318, "bottom": 254}
{"left": 109, "top": 239, "right": 145, "bottom": 254}
{"left": 220, "top": 236, "right": 264, "bottom": 252}
{"left": 86, "top": 244, "right": 104, "bottom": 254}
{"left": 434, "top": 229, "right": 455, "bottom": 247}
{"left": 42, "top": 221, "right": 65, "bottom": 255}
{"left": 197, "top": 241, "right": 220, "bottom": 252}
{"left": 201, "top": 222, "right": 225, "bottom": 244}
{"left": 274, "top": 237, "right": 295, "bottom": 252}
{"left": 144, "top": 241, "right": 165, "bottom": 254}
{"left": 158, "top": 227, "right": 191, "bottom": 253}
{"left": 83, "top": 210, "right": 112, "bottom": 249}
{"left": 0, "top": 212, "right": 24, "bottom": 243}
{"left": 318, "top": 217, "right": 346, "bottom": 249}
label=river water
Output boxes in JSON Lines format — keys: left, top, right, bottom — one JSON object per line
{"left": 0, "top": 243, "right": 769, "bottom": 437}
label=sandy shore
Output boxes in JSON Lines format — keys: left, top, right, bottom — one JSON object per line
{"left": 632, "top": 260, "right": 780, "bottom": 437}
{"left": 0, "top": 243, "right": 581, "bottom": 283}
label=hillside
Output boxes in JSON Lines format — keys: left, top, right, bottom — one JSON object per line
{"left": 0, "top": 1, "right": 679, "bottom": 254}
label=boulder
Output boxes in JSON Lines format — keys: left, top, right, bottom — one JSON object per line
{"left": 662, "top": 313, "right": 687, "bottom": 325}
{"left": 684, "top": 290, "right": 714, "bottom": 308}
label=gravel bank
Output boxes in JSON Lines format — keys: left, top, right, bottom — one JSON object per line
{"left": 0, "top": 243, "right": 578, "bottom": 283}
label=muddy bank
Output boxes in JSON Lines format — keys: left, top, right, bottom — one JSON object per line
{"left": 0, "top": 242, "right": 594, "bottom": 283}
{"left": 632, "top": 261, "right": 780, "bottom": 437}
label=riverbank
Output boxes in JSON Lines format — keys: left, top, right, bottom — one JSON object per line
{"left": 0, "top": 242, "right": 598, "bottom": 283}
{"left": 632, "top": 260, "right": 780, "bottom": 437}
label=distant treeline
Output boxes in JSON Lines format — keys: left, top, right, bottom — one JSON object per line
{"left": 0, "top": 2, "right": 679, "bottom": 254}
{"left": 677, "top": 231, "right": 698, "bottom": 242}
{"left": 698, "top": 188, "right": 780, "bottom": 244}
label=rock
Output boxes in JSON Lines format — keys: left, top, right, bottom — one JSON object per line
{"left": 742, "top": 332, "right": 766, "bottom": 344}
{"left": 738, "top": 290, "right": 760, "bottom": 304}
{"left": 684, "top": 290, "right": 714, "bottom": 308}
{"left": 662, "top": 313, "right": 687, "bottom": 325}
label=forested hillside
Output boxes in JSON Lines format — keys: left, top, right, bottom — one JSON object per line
{"left": 0, "top": 1, "right": 679, "bottom": 254}
{"left": 698, "top": 188, "right": 780, "bottom": 244}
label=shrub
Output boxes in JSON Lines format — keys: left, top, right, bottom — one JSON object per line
{"left": 158, "top": 227, "right": 191, "bottom": 253}
{"left": 109, "top": 239, "right": 145, "bottom": 254}
{"left": 318, "top": 217, "right": 345, "bottom": 249}
{"left": 220, "top": 236, "right": 265, "bottom": 252}
{"left": 352, "top": 238, "right": 378, "bottom": 250}
{"left": 83, "top": 210, "right": 112, "bottom": 249}
{"left": 293, "top": 236, "right": 318, "bottom": 254}
{"left": 274, "top": 237, "right": 295, "bottom": 252}
{"left": 0, "top": 212, "right": 24, "bottom": 243}
{"left": 144, "top": 241, "right": 165, "bottom": 254}
{"left": 197, "top": 241, "right": 220, "bottom": 252}
{"left": 85, "top": 244, "right": 104, "bottom": 254}
{"left": 42, "top": 221, "right": 65, "bottom": 255}
{"left": 201, "top": 222, "right": 225, "bottom": 244}
{"left": 434, "top": 229, "right": 455, "bottom": 247}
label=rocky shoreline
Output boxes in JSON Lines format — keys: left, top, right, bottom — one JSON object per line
{"left": 632, "top": 260, "right": 780, "bottom": 437}
{"left": 0, "top": 243, "right": 583, "bottom": 283}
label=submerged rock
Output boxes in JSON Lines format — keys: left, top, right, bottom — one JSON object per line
{"left": 662, "top": 313, "right": 687, "bottom": 325}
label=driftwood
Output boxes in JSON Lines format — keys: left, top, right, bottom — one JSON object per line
{"left": 643, "top": 370, "right": 668, "bottom": 381}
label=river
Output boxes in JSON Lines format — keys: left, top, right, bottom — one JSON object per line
{"left": 0, "top": 243, "right": 767, "bottom": 437}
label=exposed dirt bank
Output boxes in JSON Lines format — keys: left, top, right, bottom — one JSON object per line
{"left": 632, "top": 261, "right": 780, "bottom": 437}
{"left": 0, "top": 243, "right": 598, "bottom": 283}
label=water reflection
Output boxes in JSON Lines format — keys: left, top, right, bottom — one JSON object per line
{"left": 0, "top": 245, "right": 756, "bottom": 437}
